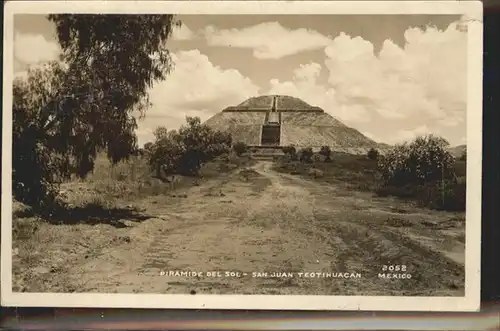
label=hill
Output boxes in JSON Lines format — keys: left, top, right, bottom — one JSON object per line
{"left": 449, "top": 144, "right": 466, "bottom": 158}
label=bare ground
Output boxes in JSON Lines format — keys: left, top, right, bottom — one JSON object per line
{"left": 12, "top": 161, "right": 465, "bottom": 296}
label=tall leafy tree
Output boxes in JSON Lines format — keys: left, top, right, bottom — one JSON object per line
{"left": 13, "top": 14, "right": 179, "bottom": 210}
{"left": 378, "top": 134, "right": 455, "bottom": 187}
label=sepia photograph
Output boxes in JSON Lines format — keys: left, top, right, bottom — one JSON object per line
{"left": 1, "top": 1, "right": 483, "bottom": 311}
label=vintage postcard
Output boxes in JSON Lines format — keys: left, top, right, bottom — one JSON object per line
{"left": 2, "top": 1, "right": 483, "bottom": 311}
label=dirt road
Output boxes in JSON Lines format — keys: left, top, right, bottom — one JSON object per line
{"left": 13, "top": 161, "right": 465, "bottom": 296}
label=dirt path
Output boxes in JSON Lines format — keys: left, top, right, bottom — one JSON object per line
{"left": 13, "top": 161, "right": 465, "bottom": 296}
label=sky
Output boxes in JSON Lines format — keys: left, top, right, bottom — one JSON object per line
{"left": 13, "top": 14, "right": 468, "bottom": 147}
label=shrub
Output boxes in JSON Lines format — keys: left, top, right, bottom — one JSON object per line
{"left": 417, "top": 178, "right": 466, "bottom": 211}
{"left": 319, "top": 146, "right": 332, "bottom": 162}
{"left": 299, "top": 147, "right": 314, "bottom": 163}
{"left": 375, "top": 178, "right": 465, "bottom": 211}
{"left": 376, "top": 184, "right": 418, "bottom": 199}
{"left": 453, "top": 160, "right": 467, "bottom": 178}
{"left": 233, "top": 141, "right": 248, "bottom": 156}
{"left": 375, "top": 135, "right": 464, "bottom": 211}
{"left": 378, "top": 134, "right": 455, "bottom": 187}
{"left": 143, "top": 142, "right": 153, "bottom": 152}
{"left": 367, "top": 148, "right": 379, "bottom": 160}
{"left": 282, "top": 145, "right": 296, "bottom": 155}
{"left": 311, "top": 153, "right": 323, "bottom": 163}
{"left": 282, "top": 145, "right": 298, "bottom": 160}
{"left": 148, "top": 117, "right": 232, "bottom": 178}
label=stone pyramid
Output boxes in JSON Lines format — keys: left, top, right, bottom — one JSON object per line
{"left": 204, "top": 95, "right": 381, "bottom": 154}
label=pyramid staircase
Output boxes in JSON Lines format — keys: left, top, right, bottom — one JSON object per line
{"left": 260, "top": 96, "right": 281, "bottom": 146}
{"left": 250, "top": 96, "right": 284, "bottom": 160}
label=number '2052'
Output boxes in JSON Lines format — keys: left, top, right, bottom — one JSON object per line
{"left": 382, "top": 265, "right": 407, "bottom": 272}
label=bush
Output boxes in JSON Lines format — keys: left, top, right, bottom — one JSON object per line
{"left": 143, "top": 142, "right": 153, "bottom": 152}
{"left": 282, "top": 145, "right": 298, "bottom": 160}
{"left": 311, "top": 153, "right": 323, "bottom": 163}
{"left": 319, "top": 146, "right": 332, "bottom": 162}
{"left": 417, "top": 178, "right": 466, "bottom": 211}
{"left": 367, "top": 148, "right": 379, "bottom": 160}
{"left": 148, "top": 117, "right": 232, "bottom": 178}
{"left": 233, "top": 141, "right": 248, "bottom": 156}
{"left": 376, "top": 184, "right": 419, "bottom": 199}
{"left": 377, "top": 177, "right": 467, "bottom": 211}
{"left": 282, "top": 145, "right": 296, "bottom": 155}
{"left": 299, "top": 147, "right": 314, "bottom": 163}
{"left": 453, "top": 160, "right": 467, "bottom": 178}
{"left": 378, "top": 135, "right": 455, "bottom": 187}
{"left": 376, "top": 135, "right": 464, "bottom": 211}
{"left": 375, "top": 178, "right": 465, "bottom": 212}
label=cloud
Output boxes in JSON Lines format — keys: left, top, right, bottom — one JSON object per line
{"left": 203, "top": 22, "right": 331, "bottom": 59}
{"left": 438, "top": 115, "right": 465, "bottom": 128}
{"left": 138, "top": 49, "right": 260, "bottom": 145}
{"left": 14, "top": 33, "right": 60, "bottom": 65}
{"left": 268, "top": 62, "right": 370, "bottom": 124}
{"left": 389, "top": 125, "right": 433, "bottom": 144}
{"left": 323, "top": 25, "right": 466, "bottom": 122}
{"left": 327, "top": 22, "right": 466, "bottom": 144}
{"left": 13, "top": 19, "right": 466, "bottom": 147}
{"left": 172, "top": 24, "right": 195, "bottom": 41}
{"left": 266, "top": 20, "right": 466, "bottom": 145}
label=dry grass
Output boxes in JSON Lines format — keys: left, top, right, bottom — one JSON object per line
{"left": 274, "top": 151, "right": 380, "bottom": 190}
{"left": 12, "top": 151, "right": 256, "bottom": 240}
{"left": 273, "top": 151, "right": 467, "bottom": 212}
{"left": 59, "top": 152, "right": 256, "bottom": 206}
{"left": 11, "top": 148, "right": 465, "bottom": 296}
{"left": 11, "top": 151, "right": 258, "bottom": 292}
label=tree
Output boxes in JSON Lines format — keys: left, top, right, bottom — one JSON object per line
{"left": 367, "top": 147, "right": 379, "bottom": 160}
{"left": 319, "top": 146, "right": 332, "bottom": 162}
{"left": 177, "top": 117, "right": 232, "bottom": 175}
{"left": 378, "top": 134, "right": 455, "bottom": 187}
{"left": 148, "top": 126, "right": 184, "bottom": 181}
{"left": 13, "top": 14, "right": 179, "bottom": 210}
{"left": 148, "top": 117, "right": 232, "bottom": 179}
{"left": 143, "top": 142, "right": 154, "bottom": 151}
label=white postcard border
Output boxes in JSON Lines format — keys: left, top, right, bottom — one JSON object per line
{"left": 1, "top": 0, "right": 483, "bottom": 311}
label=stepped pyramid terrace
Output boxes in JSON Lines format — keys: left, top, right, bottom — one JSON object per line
{"left": 204, "top": 95, "right": 381, "bottom": 154}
